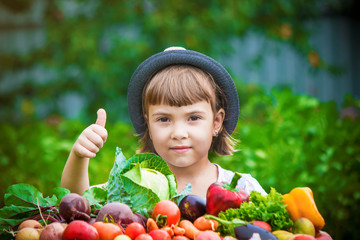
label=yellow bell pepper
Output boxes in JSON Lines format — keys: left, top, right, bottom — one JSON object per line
{"left": 282, "top": 187, "right": 325, "bottom": 231}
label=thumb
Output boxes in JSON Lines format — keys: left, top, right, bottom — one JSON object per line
{"left": 96, "top": 108, "right": 107, "bottom": 127}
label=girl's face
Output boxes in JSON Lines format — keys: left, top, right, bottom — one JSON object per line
{"left": 147, "top": 101, "right": 224, "bottom": 170}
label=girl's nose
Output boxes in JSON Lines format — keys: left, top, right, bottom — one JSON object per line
{"left": 171, "top": 123, "right": 188, "bottom": 140}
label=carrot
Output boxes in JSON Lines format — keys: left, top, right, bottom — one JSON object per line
{"left": 193, "top": 216, "right": 219, "bottom": 231}
{"left": 147, "top": 218, "right": 159, "bottom": 232}
{"left": 179, "top": 219, "right": 201, "bottom": 239}
{"left": 162, "top": 226, "right": 174, "bottom": 237}
{"left": 172, "top": 225, "right": 186, "bottom": 236}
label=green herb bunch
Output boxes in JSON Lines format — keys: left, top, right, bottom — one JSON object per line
{"left": 217, "top": 187, "right": 293, "bottom": 236}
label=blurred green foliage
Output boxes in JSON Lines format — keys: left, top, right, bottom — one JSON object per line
{"left": 1, "top": 0, "right": 359, "bottom": 239}
{"left": 0, "top": 120, "right": 138, "bottom": 203}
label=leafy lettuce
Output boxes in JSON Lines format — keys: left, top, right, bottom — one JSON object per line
{"left": 216, "top": 187, "right": 293, "bottom": 236}
{"left": 106, "top": 148, "right": 191, "bottom": 217}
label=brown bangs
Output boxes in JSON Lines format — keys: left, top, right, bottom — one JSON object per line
{"left": 143, "top": 65, "right": 217, "bottom": 115}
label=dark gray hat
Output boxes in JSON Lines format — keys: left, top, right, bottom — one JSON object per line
{"left": 127, "top": 47, "right": 239, "bottom": 135}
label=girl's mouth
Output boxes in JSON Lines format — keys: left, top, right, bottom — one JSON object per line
{"left": 171, "top": 146, "right": 191, "bottom": 153}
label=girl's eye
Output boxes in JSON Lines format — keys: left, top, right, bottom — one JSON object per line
{"left": 189, "top": 115, "right": 200, "bottom": 121}
{"left": 157, "top": 117, "right": 169, "bottom": 122}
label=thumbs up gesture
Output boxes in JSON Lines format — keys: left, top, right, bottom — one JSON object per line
{"left": 72, "top": 108, "right": 108, "bottom": 159}
{"left": 95, "top": 108, "right": 106, "bottom": 127}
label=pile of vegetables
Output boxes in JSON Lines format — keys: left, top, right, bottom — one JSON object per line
{"left": 0, "top": 150, "right": 333, "bottom": 239}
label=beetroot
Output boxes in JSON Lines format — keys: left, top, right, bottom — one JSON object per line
{"left": 95, "top": 202, "right": 134, "bottom": 228}
{"left": 59, "top": 193, "right": 91, "bottom": 222}
{"left": 133, "top": 213, "right": 147, "bottom": 229}
{"left": 39, "top": 222, "right": 67, "bottom": 240}
{"left": 87, "top": 218, "right": 97, "bottom": 224}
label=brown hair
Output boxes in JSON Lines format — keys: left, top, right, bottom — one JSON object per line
{"left": 137, "top": 65, "right": 237, "bottom": 155}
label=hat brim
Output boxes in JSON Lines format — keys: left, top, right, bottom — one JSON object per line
{"left": 127, "top": 49, "right": 239, "bottom": 135}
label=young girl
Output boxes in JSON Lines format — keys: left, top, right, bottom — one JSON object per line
{"left": 61, "top": 47, "right": 267, "bottom": 198}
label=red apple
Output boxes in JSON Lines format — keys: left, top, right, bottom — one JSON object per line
{"left": 315, "top": 231, "right": 333, "bottom": 240}
{"left": 294, "top": 234, "right": 316, "bottom": 240}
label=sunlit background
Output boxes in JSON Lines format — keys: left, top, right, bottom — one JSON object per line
{"left": 0, "top": 0, "right": 359, "bottom": 238}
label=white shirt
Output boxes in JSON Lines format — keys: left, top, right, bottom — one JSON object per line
{"left": 214, "top": 163, "right": 267, "bottom": 196}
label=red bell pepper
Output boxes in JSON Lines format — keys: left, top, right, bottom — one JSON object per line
{"left": 206, "top": 172, "right": 249, "bottom": 216}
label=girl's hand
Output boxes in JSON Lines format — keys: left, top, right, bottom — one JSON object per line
{"left": 72, "top": 108, "right": 108, "bottom": 159}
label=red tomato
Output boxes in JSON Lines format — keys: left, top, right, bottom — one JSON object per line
{"left": 152, "top": 200, "right": 180, "bottom": 227}
{"left": 134, "top": 233, "right": 153, "bottom": 240}
{"left": 316, "top": 230, "right": 333, "bottom": 240}
{"left": 92, "top": 221, "right": 123, "bottom": 240}
{"left": 63, "top": 220, "right": 99, "bottom": 240}
{"left": 125, "top": 222, "right": 146, "bottom": 240}
{"left": 148, "top": 229, "right": 171, "bottom": 240}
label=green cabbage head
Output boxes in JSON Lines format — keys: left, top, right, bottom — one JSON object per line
{"left": 124, "top": 165, "right": 170, "bottom": 200}
{"left": 106, "top": 148, "right": 191, "bottom": 217}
